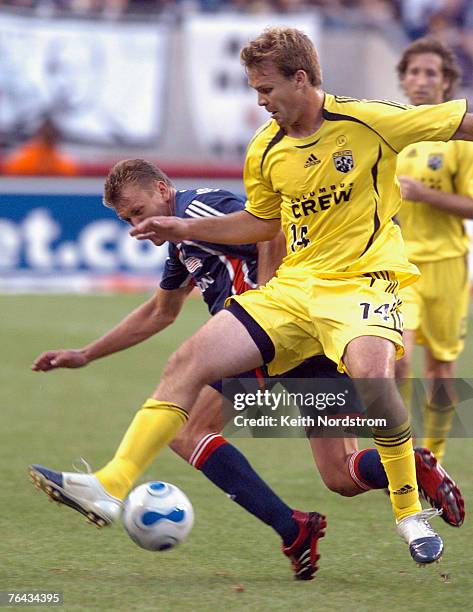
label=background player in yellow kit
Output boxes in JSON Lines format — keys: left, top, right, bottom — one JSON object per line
{"left": 396, "top": 38, "right": 473, "bottom": 464}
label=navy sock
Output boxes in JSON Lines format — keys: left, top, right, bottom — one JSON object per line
{"left": 355, "top": 448, "right": 389, "bottom": 489}
{"left": 198, "top": 439, "right": 299, "bottom": 546}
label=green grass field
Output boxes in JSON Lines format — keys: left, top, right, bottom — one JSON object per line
{"left": 1, "top": 293, "right": 473, "bottom": 611}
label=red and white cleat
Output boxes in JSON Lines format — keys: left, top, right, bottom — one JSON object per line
{"left": 414, "top": 447, "right": 465, "bottom": 527}
{"left": 282, "top": 510, "right": 327, "bottom": 580}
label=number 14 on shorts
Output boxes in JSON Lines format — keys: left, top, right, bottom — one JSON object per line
{"left": 359, "top": 300, "right": 401, "bottom": 324}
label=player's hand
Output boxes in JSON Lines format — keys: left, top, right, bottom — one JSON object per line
{"left": 398, "top": 176, "right": 428, "bottom": 202}
{"left": 129, "top": 216, "right": 189, "bottom": 245}
{"left": 31, "top": 349, "right": 88, "bottom": 372}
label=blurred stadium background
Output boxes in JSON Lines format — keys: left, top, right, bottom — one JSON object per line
{"left": 2, "top": 2, "right": 473, "bottom": 610}
{"left": 2, "top": 0, "right": 473, "bottom": 292}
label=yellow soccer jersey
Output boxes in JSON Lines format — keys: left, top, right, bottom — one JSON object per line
{"left": 244, "top": 94, "right": 466, "bottom": 286}
{"left": 397, "top": 140, "right": 473, "bottom": 262}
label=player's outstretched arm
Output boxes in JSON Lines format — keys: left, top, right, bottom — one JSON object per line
{"left": 453, "top": 112, "right": 473, "bottom": 140}
{"left": 31, "top": 286, "right": 192, "bottom": 372}
{"left": 130, "top": 210, "right": 280, "bottom": 246}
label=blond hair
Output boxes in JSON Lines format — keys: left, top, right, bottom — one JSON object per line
{"left": 103, "top": 159, "right": 173, "bottom": 208}
{"left": 240, "top": 27, "right": 322, "bottom": 87}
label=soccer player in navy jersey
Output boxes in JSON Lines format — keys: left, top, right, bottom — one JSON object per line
{"left": 31, "top": 159, "right": 463, "bottom": 580}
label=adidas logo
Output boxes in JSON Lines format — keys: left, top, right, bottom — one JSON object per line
{"left": 304, "top": 153, "right": 321, "bottom": 168}
{"left": 393, "top": 484, "right": 416, "bottom": 495}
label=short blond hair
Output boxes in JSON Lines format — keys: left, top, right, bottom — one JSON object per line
{"left": 103, "top": 159, "right": 173, "bottom": 208}
{"left": 240, "top": 27, "right": 322, "bottom": 87}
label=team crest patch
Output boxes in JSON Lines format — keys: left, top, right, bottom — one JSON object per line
{"left": 333, "top": 150, "right": 354, "bottom": 173}
{"left": 427, "top": 154, "right": 443, "bottom": 170}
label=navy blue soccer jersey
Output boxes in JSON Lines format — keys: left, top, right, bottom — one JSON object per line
{"left": 160, "top": 188, "right": 258, "bottom": 314}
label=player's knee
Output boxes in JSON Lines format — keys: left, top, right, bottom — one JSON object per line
{"left": 162, "top": 341, "right": 206, "bottom": 387}
{"left": 321, "top": 473, "right": 360, "bottom": 497}
{"left": 323, "top": 477, "right": 361, "bottom": 497}
{"left": 395, "top": 357, "right": 411, "bottom": 379}
{"left": 426, "top": 361, "right": 455, "bottom": 380}
{"left": 353, "top": 360, "right": 391, "bottom": 378}
{"left": 163, "top": 347, "right": 189, "bottom": 378}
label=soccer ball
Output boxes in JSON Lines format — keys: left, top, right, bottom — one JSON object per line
{"left": 122, "top": 481, "right": 194, "bottom": 551}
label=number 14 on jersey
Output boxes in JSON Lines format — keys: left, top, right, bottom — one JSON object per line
{"left": 289, "top": 224, "right": 310, "bottom": 252}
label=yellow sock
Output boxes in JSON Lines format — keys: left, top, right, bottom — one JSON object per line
{"left": 373, "top": 423, "right": 421, "bottom": 522}
{"left": 397, "top": 378, "right": 413, "bottom": 418}
{"left": 422, "top": 402, "right": 455, "bottom": 463}
{"left": 95, "top": 399, "right": 188, "bottom": 500}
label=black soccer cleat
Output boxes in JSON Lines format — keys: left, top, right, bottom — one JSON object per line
{"left": 282, "top": 510, "right": 327, "bottom": 580}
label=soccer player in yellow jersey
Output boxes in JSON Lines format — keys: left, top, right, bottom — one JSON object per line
{"left": 395, "top": 38, "right": 473, "bottom": 465}
{"left": 28, "top": 27, "right": 473, "bottom": 570}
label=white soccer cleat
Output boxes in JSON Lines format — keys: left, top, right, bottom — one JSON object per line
{"left": 29, "top": 463, "right": 122, "bottom": 528}
{"left": 396, "top": 508, "right": 444, "bottom": 564}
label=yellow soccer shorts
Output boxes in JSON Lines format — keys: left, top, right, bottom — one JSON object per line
{"left": 400, "top": 255, "right": 470, "bottom": 361}
{"left": 226, "top": 268, "right": 404, "bottom": 375}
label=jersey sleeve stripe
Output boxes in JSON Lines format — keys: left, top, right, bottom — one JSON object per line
{"left": 364, "top": 99, "right": 411, "bottom": 110}
{"left": 334, "top": 95, "right": 360, "bottom": 103}
{"left": 322, "top": 108, "right": 398, "bottom": 153}
{"left": 246, "top": 119, "right": 273, "bottom": 149}
{"left": 260, "top": 127, "right": 286, "bottom": 173}
{"left": 371, "top": 145, "right": 381, "bottom": 197}
{"left": 360, "top": 145, "right": 382, "bottom": 257}
{"left": 186, "top": 209, "right": 207, "bottom": 219}
{"left": 186, "top": 206, "right": 223, "bottom": 218}
{"left": 187, "top": 200, "right": 225, "bottom": 216}
{"left": 182, "top": 240, "right": 226, "bottom": 256}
